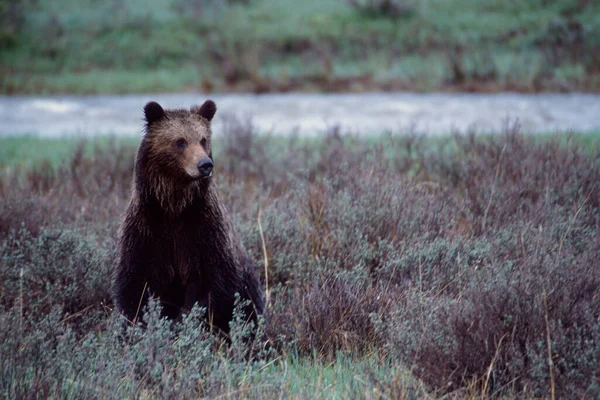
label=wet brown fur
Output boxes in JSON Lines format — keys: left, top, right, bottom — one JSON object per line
{"left": 113, "top": 100, "right": 264, "bottom": 333}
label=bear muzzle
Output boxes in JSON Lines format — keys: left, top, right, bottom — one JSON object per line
{"left": 197, "top": 158, "right": 214, "bottom": 178}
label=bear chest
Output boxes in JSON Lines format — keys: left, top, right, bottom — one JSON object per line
{"left": 149, "top": 220, "right": 226, "bottom": 286}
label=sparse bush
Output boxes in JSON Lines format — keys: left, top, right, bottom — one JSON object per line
{"left": 1, "top": 126, "right": 599, "bottom": 397}
{"left": 344, "top": 0, "right": 418, "bottom": 19}
{"left": 0, "top": 228, "right": 114, "bottom": 331}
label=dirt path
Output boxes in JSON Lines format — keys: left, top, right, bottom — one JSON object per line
{"left": 1, "top": 92, "right": 599, "bottom": 137}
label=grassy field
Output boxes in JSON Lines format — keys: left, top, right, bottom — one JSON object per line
{"left": 1, "top": 127, "right": 599, "bottom": 398}
{"left": 1, "top": 0, "right": 600, "bottom": 94}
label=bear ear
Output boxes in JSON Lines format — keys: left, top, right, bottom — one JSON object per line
{"left": 193, "top": 100, "right": 217, "bottom": 122}
{"left": 144, "top": 101, "right": 165, "bottom": 125}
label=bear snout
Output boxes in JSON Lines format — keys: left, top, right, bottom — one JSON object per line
{"left": 197, "top": 158, "right": 214, "bottom": 178}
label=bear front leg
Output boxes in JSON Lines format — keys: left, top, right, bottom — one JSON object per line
{"left": 241, "top": 262, "right": 265, "bottom": 320}
{"left": 182, "top": 280, "right": 209, "bottom": 315}
{"left": 114, "top": 268, "right": 149, "bottom": 325}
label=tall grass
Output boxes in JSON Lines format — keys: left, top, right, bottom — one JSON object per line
{"left": 1, "top": 126, "right": 599, "bottom": 398}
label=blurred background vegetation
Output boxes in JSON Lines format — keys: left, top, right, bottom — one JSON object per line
{"left": 1, "top": 0, "right": 599, "bottom": 94}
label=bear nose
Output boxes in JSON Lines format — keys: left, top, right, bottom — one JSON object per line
{"left": 197, "top": 158, "right": 213, "bottom": 177}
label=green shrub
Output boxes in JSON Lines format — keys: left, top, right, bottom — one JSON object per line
{"left": 1, "top": 127, "right": 599, "bottom": 397}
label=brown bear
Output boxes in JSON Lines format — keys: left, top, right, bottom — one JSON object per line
{"left": 113, "top": 100, "right": 264, "bottom": 334}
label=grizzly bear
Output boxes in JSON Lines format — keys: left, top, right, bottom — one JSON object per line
{"left": 113, "top": 100, "right": 264, "bottom": 334}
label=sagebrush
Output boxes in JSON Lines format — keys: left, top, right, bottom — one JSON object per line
{"left": 1, "top": 126, "right": 599, "bottom": 398}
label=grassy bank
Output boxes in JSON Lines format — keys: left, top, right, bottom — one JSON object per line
{"left": 1, "top": 129, "right": 600, "bottom": 398}
{"left": 1, "top": 0, "right": 600, "bottom": 94}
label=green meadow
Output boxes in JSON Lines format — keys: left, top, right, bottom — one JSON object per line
{"left": 2, "top": 0, "right": 599, "bottom": 94}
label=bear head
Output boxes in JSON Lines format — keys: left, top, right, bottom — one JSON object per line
{"left": 134, "top": 100, "right": 218, "bottom": 213}
{"left": 142, "top": 99, "right": 217, "bottom": 182}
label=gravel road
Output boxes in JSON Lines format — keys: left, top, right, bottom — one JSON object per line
{"left": 1, "top": 92, "right": 599, "bottom": 137}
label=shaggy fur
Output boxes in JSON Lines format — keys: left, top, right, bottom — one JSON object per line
{"left": 113, "top": 100, "right": 264, "bottom": 334}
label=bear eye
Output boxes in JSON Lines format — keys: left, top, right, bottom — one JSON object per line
{"left": 175, "top": 138, "right": 187, "bottom": 150}
{"left": 200, "top": 138, "right": 207, "bottom": 147}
